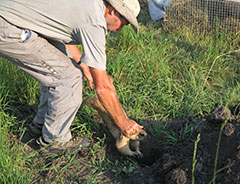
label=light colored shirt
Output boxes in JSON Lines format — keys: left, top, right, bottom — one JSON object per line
{"left": 0, "top": 0, "right": 107, "bottom": 70}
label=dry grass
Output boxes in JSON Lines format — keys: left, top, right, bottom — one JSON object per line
{"left": 162, "top": 0, "right": 240, "bottom": 34}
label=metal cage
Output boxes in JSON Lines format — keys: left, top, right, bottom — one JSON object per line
{"left": 164, "top": 0, "right": 240, "bottom": 34}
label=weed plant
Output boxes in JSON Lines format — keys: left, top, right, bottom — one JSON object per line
{"left": 0, "top": 21, "right": 239, "bottom": 183}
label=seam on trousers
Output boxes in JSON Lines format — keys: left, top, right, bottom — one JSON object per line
{"left": 40, "top": 60, "right": 58, "bottom": 75}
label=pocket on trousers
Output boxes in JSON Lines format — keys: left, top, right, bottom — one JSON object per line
{"left": 0, "top": 18, "right": 22, "bottom": 42}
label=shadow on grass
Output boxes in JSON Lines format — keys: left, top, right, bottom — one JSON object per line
{"left": 6, "top": 102, "right": 39, "bottom": 151}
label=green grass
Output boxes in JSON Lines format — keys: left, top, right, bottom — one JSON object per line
{"left": 106, "top": 25, "right": 240, "bottom": 121}
{"left": 0, "top": 112, "right": 33, "bottom": 184}
{"left": 0, "top": 19, "right": 240, "bottom": 183}
{"left": 192, "top": 133, "right": 200, "bottom": 184}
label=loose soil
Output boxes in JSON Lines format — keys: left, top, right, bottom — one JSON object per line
{"left": 119, "top": 105, "right": 240, "bottom": 184}
{"left": 18, "top": 105, "right": 240, "bottom": 184}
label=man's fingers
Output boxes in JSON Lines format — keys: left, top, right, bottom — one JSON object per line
{"left": 89, "top": 80, "right": 94, "bottom": 91}
{"left": 86, "top": 75, "right": 94, "bottom": 90}
{"left": 125, "top": 124, "right": 143, "bottom": 137}
{"left": 80, "top": 63, "right": 95, "bottom": 90}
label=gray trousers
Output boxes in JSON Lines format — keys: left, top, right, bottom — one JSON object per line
{"left": 0, "top": 17, "right": 84, "bottom": 143}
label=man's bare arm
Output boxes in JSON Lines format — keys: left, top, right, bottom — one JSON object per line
{"left": 89, "top": 68, "right": 143, "bottom": 137}
{"left": 66, "top": 44, "right": 82, "bottom": 64}
{"left": 66, "top": 45, "right": 94, "bottom": 90}
{"left": 65, "top": 44, "right": 143, "bottom": 136}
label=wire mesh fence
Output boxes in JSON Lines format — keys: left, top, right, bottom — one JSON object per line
{"left": 164, "top": 0, "right": 240, "bottom": 34}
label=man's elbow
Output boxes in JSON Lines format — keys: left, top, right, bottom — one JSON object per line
{"left": 96, "top": 85, "right": 115, "bottom": 98}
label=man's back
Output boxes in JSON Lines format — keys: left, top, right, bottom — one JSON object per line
{"left": 0, "top": 0, "right": 106, "bottom": 43}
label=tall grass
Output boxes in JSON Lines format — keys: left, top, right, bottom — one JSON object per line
{"left": 0, "top": 21, "right": 239, "bottom": 183}
{"left": 0, "top": 61, "right": 35, "bottom": 183}
{"left": 0, "top": 107, "right": 33, "bottom": 183}
{"left": 106, "top": 25, "right": 240, "bottom": 121}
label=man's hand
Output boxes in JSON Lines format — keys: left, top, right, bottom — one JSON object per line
{"left": 80, "top": 63, "right": 94, "bottom": 91}
{"left": 119, "top": 119, "right": 143, "bottom": 138}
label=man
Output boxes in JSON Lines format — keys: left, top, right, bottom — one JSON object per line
{"left": 0, "top": 0, "right": 143, "bottom": 155}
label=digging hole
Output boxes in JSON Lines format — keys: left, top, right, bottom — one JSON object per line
{"left": 133, "top": 136, "right": 164, "bottom": 166}
{"left": 137, "top": 147, "right": 163, "bottom": 166}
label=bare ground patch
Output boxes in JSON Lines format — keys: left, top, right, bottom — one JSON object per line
{"left": 15, "top": 104, "right": 240, "bottom": 184}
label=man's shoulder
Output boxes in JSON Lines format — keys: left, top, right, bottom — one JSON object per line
{"left": 72, "top": 0, "right": 106, "bottom": 29}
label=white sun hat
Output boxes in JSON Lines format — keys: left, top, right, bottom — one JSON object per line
{"left": 106, "top": 0, "right": 141, "bottom": 33}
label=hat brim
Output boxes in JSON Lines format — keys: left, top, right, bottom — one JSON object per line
{"left": 106, "top": 0, "right": 139, "bottom": 33}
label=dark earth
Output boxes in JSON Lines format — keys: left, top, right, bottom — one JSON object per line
{"left": 18, "top": 104, "right": 240, "bottom": 184}
{"left": 119, "top": 105, "right": 240, "bottom": 184}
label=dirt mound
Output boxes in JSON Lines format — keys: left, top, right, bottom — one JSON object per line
{"left": 119, "top": 105, "right": 240, "bottom": 184}
{"left": 17, "top": 104, "right": 240, "bottom": 183}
